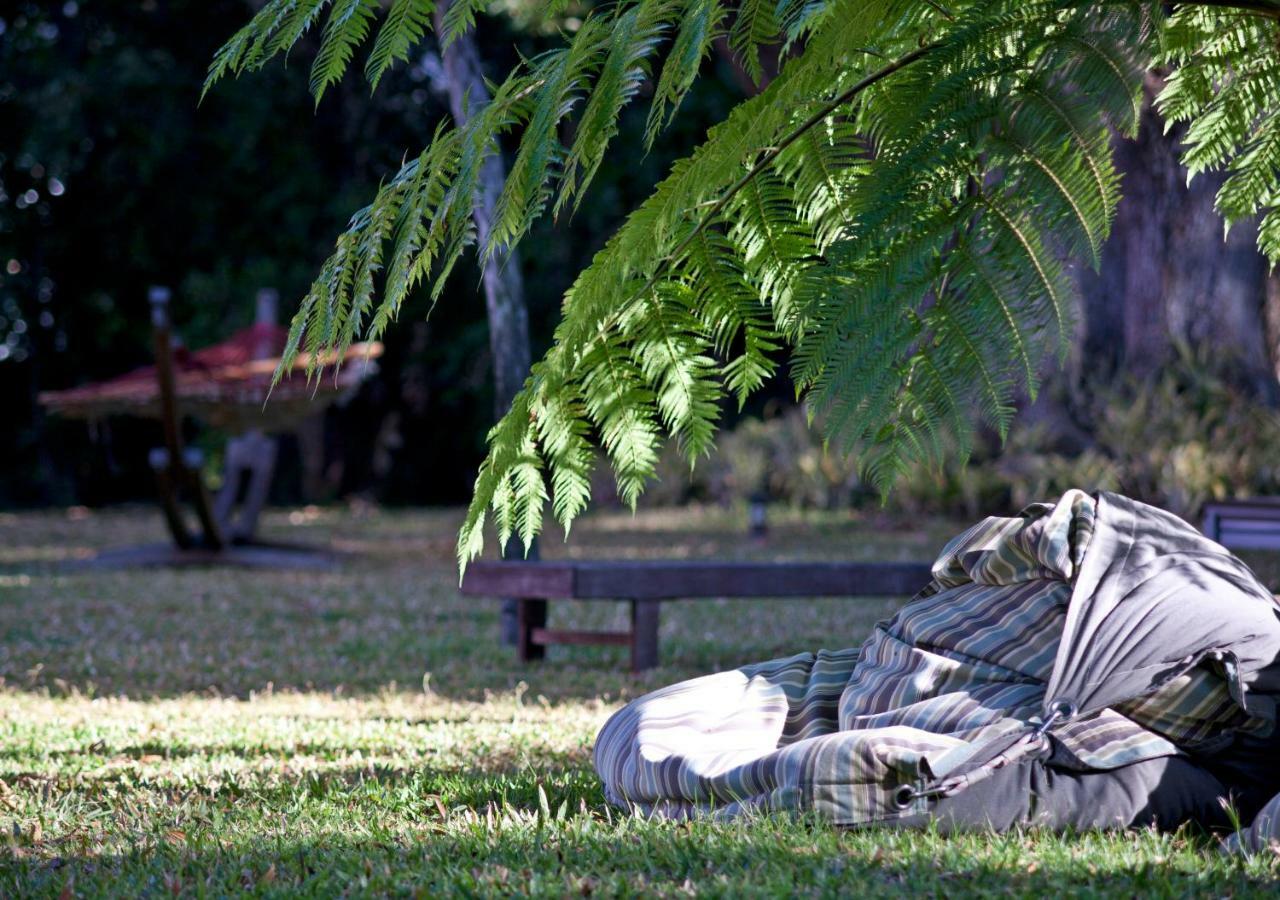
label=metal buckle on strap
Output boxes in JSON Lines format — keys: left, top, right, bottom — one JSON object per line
{"left": 895, "top": 703, "right": 1077, "bottom": 812}
{"left": 892, "top": 782, "right": 954, "bottom": 809}
{"left": 1035, "top": 699, "right": 1076, "bottom": 737}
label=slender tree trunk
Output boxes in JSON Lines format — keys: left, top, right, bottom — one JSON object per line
{"left": 434, "top": 3, "right": 537, "bottom": 644}
{"left": 433, "top": 8, "right": 533, "bottom": 420}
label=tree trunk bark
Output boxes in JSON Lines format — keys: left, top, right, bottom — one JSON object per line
{"left": 434, "top": 3, "right": 537, "bottom": 644}
{"left": 433, "top": 8, "right": 534, "bottom": 420}
{"left": 1075, "top": 76, "right": 1279, "bottom": 403}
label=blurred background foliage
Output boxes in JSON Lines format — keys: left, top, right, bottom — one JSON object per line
{"left": 0, "top": 0, "right": 739, "bottom": 508}
{"left": 639, "top": 353, "right": 1280, "bottom": 521}
{"left": 3, "top": 0, "right": 1280, "bottom": 523}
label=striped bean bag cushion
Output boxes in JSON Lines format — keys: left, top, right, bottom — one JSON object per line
{"left": 594, "top": 490, "right": 1273, "bottom": 826}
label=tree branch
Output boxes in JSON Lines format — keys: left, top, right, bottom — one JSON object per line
{"left": 922, "top": 0, "right": 956, "bottom": 21}
{"left": 589, "top": 0, "right": 1279, "bottom": 346}
{"left": 626, "top": 42, "right": 938, "bottom": 312}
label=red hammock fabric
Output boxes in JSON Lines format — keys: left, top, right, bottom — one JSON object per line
{"left": 40, "top": 323, "right": 382, "bottom": 433}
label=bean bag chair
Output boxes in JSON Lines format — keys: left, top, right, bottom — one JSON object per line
{"left": 595, "top": 490, "right": 1280, "bottom": 835}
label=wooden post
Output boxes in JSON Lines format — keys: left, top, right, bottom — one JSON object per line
{"left": 148, "top": 288, "right": 196, "bottom": 550}
{"left": 433, "top": 0, "right": 538, "bottom": 649}
{"left": 149, "top": 287, "right": 183, "bottom": 464}
{"left": 149, "top": 448, "right": 194, "bottom": 549}
{"left": 515, "top": 598, "right": 548, "bottom": 662}
{"left": 187, "top": 453, "right": 226, "bottom": 551}
{"left": 148, "top": 286, "right": 225, "bottom": 551}
{"left": 630, "top": 599, "right": 661, "bottom": 671}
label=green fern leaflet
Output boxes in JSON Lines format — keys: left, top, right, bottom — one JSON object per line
{"left": 202, "top": 0, "right": 1280, "bottom": 572}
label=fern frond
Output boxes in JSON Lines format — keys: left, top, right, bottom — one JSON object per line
{"left": 486, "top": 23, "right": 609, "bottom": 259}
{"left": 729, "top": 172, "right": 820, "bottom": 337}
{"left": 979, "top": 192, "right": 1074, "bottom": 355}
{"left": 775, "top": 118, "right": 868, "bottom": 252}
{"left": 1018, "top": 79, "right": 1121, "bottom": 236}
{"left": 634, "top": 283, "right": 722, "bottom": 459}
{"left": 438, "top": 0, "right": 491, "bottom": 49}
{"left": 578, "top": 331, "right": 662, "bottom": 509}
{"left": 366, "top": 0, "right": 435, "bottom": 90}
{"left": 310, "top": 0, "right": 379, "bottom": 103}
{"left": 728, "top": 0, "right": 781, "bottom": 85}
{"left": 531, "top": 375, "right": 595, "bottom": 531}
{"left": 204, "top": 0, "right": 330, "bottom": 100}
{"left": 218, "top": 0, "right": 1273, "bottom": 573}
{"left": 1157, "top": 5, "right": 1280, "bottom": 263}
{"left": 683, "top": 229, "right": 780, "bottom": 404}
{"left": 557, "top": 3, "right": 674, "bottom": 217}
{"left": 644, "top": 0, "right": 728, "bottom": 148}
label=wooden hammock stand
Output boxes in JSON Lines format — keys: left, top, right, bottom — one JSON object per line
{"left": 92, "top": 287, "right": 329, "bottom": 569}
{"left": 44, "top": 286, "right": 357, "bottom": 570}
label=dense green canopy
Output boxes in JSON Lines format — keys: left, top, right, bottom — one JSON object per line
{"left": 203, "top": 0, "right": 1280, "bottom": 568}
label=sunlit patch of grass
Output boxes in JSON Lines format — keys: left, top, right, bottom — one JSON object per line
{"left": 1, "top": 506, "right": 1279, "bottom": 896}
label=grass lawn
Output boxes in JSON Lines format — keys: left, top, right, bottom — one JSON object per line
{"left": 2, "top": 503, "right": 1280, "bottom": 897}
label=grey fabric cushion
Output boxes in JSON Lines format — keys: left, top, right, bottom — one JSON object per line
{"left": 1048, "top": 493, "right": 1280, "bottom": 724}
{"left": 888, "top": 746, "right": 1232, "bottom": 835}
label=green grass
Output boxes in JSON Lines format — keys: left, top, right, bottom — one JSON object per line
{"left": 2, "top": 503, "right": 1279, "bottom": 897}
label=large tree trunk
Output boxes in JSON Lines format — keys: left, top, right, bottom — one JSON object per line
{"left": 1075, "top": 77, "right": 1279, "bottom": 402}
{"left": 434, "top": 3, "right": 537, "bottom": 644}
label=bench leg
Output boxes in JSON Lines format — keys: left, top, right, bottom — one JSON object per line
{"left": 630, "top": 599, "right": 661, "bottom": 671}
{"left": 1202, "top": 510, "right": 1221, "bottom": 542}
{"left": 516, "top": 598, "right": 548, "bottom": 662}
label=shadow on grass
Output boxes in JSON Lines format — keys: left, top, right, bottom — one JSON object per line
{"left": 0, "top": 577, "right": 901, "bottom": 702}
{"left": 0, "top": 505, "right": 942, "bottom": 702}
{"left": 5, "top": 729, "right": 1279, "bottom": 893}
{"left": 4, "top": 817, "right": 1275, "bottom": 898}
{"left": 3, "top": 736, "right": 1278, "bottom": 896}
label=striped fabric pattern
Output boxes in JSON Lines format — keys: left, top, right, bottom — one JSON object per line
{"left": 594, "top": 490, "right": 1271, "bottom": 824}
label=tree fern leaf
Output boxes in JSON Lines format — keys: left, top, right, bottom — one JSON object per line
{"left": 1260, "top": 204, "right": 1280, "bottom": 263}
{"left": 645, "top": 0, "right": 726, "bottom": 148}
{"left": 979, "top": 193, "right": 1073, "bottom": 355}
{"left": 992, "top": 130, "right": 1103, "bottom": 266}
{"left": 310, "top": 0, "right": 378, "bottom": 103}
{"left": 439, "top": 0, "right": 490, "bottom": 49}
{"left": 261, "top": 0, "right": 333, "bottom": 61}
{"left": 487, "top": 19, "right": 610, "bottom": 259}
{"left": 1017, "top": 80, "right": 1120, "bottom": 233}
{"left": 579, "top": 331, "right": 662, "bottom": 509}
{"left": 203, "top": 0, "right": 305, "bottom": 99}
{"left": 366, "top": 0, "right": 435, "bottom": 90}
{"left": 557, "top": 3, "right": 672, "bottom": 218}
{"left": 728, "top": 0, "right": 781, "bottom": 85}
{"left": 1217, "top": 112, "right": 1280, "bottom": 225}
{"left": 531, "top": 377, "right": 595, "bottom": 532}
{"left": 953, "top": 244, "right": 1037, "bottom": 396}
{"left": 211, "top": 0, "right": 1201, "bottom": 570}
{"left": 632, "top": 283, "right": 722, "bottom": 459}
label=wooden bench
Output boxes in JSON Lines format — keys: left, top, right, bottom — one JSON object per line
{"left": 1202, "top": 499, "right": 1280, "bottom": 551}
{"left": 460, "top": 560, "right": 933, "bottom": 671}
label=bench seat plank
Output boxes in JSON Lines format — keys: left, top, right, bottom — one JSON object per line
{"left": 461, "top": 560, "right": 933, "bottom": 600}
{"left": 1202, "top": 501, "right": 1280, "bottom": 551}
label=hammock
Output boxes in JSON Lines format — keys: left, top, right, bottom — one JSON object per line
{"left": 39, "top": 322, "right": 381, "bottom": 433}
